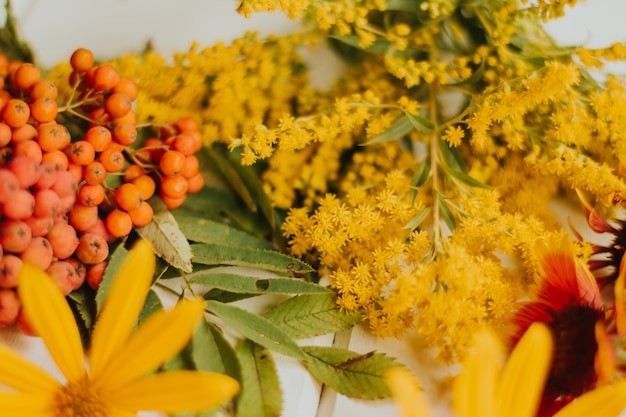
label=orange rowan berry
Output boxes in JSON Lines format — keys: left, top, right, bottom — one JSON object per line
{"left": 11, "top": 123, "right": 37, "bottom": 143}
{"left": 33, "top": 189, "right": 61, "bottom": 218}
{"left": 0, "top": 53, "right": 8, "bottom": 76}
{"left": 93, "top": 64, "right": 120, "bottom": 91}
{"left": 65, "top": 257, "right": 87, "bottom": 290}
{"left": 34, "top": 162, "right": 57, "bottom": 190}
{"left": 76, "top": 233, "right": 109, "bottom": 264}
{"left": 13, "top": 63, "right": 41, "bottom": 91}
{"left": 83, "top": 161, "right": 107, "bottom": 185}
{"left": 29, "top": 97, "right": 58, "bottom": 123}
{"left": 70, "top": 48, "right": 94, "bottom": 73}
{"left": 88, "top": 107, "right": 110, "bottom": 126}
{"left": 99, "top": 148, "right": 125, "bottom": 172}
{"left": 42, "top": 150, "right": 69, "bottom": 171}
{"left": 87, "top": 261, "right": 107, "bottom": 290}
{"left": 123, "top": 164, "right": 145, "bottom": 182}
{"left": 104, "top": 92, "right": 131, "bottom": 118}
{"left": 47, "top": 223, "right": 79, "bottom": 260}
{"left": 0, "top": 168, "right": 19, "bottom": 203}
{"left": 175, "top": 117, "right": 199, "bottom": 133}
{"left": 0, "top": 289, "right": 21, "bottom": 327}
{"left": 30, "top": 79, "right": 58, "bottom": 100}
{"left": 38, "top": 123, "right": 71, "bottom": 152}
{"left": 68, "top": 203, "right": 99, "bottom": 231}
{"left": 24, "top": 215, "right": 53, "bottom": 237}
{"left": 159, "top": 150, "right": 186, "bottom": 176}
{"left": 0, "top": 90, "right": 12, "bottom": 113}
{"left": 112, "top": 77, "right": 138, "bottom": 101}
{"left": 2, "top": 189, "right": 35, "bottom": 219}
{"left": 0, "top": 219, "right": 32, "bottom": 252}
{"left": 67, "top": 163, "right": 84, "bottom": 183}
{"left": 112, "top": 109, "right": 136, "bottom": 125}
{"left": 186, "top": 173, "right": 205, "bottom": 194}
{"left": 181, "top": 155, "right": 200, "bottom": 179}
{"left": 112, "top": 122, "right": 137, "bottom": 146}
{"left": 114, "top": 183, "right": 142, "bottom": 211}
{"left": 13, "top": 140, "right": 43, "bottom": 164}
{"left": 77, "top": 183, "right": 105, "bottom": 207}
{"left": 84, "top": 125, "right": 112, "bottom": 152}
{"left": 0, "top": 254, "right": 22, "bottom": 288}
{"left": 46, "top": 261, "right": 75, "bottom": 295}
{"left": 160, "top": 175, "right": 188, "bottom": 199}
{"left": 172, "top": 132, "right": 199, "bottom": 156}
{"left": 0, "top": 122, "right": 11, "bottom": 146}
{"left": 131, "top": 174, "right": 156, "bottom": 201}
{"left": 105, "top": 208, "right": 132, "bottom": 238}
{"left": 8, "top": 155, "right": 40, "bottom": 188}
{"left": 20, "top": 236, "right": 53, "bottom": 271}
{"left": 128, "top": 201, "right": 153, "bottom": 227}
{"left": 68, "top": 140, "right": 95, "bottom": 166}
{"left": 161, "top": 193, "right": 186, "bottom": 210}
{"left": 2, "top": 99, "right": 30, "bottom": 128}
{"left": 51, "top": 169, "right": 78, "bottom": 197}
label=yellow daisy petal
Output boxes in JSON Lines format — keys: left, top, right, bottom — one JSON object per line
{"left": 496, "top": 322, "right": 553, "bottom": 417}
{"left": 0, "top": 342, "right": 60, "bottom": 393}
{"left": 453, "top": 328, "right": 503, "bottom": 417}
{"left": 0, "top": 392, "right": 53, "bottom": 415}
{"left": 108, "top": 370, "right": 240, "bottom": 412}
{"left": 88, "top": 239, "right": 155, "bottom": 378}
{"left": 92, "top": 297, "right": 204, "bottom": 390}
{"left": 552, "top": 380, "right": 626, "bottom": 417}
{"left": 17, "top": 262, "right": 86, "bottom": 382}
{"left": 384, "top": 367, "right": 433, "bottom": 417}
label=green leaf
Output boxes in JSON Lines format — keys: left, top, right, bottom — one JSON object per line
{"left": 203, "top": 289, "right": 260, "bottom": 303}
{"left": 174, "top": 214, "right": 274, "bottom": 250}
{"left": 404, "top": 110, "right": 435, "bottom": 134}
{"left": 329, "top": 35, "right": 418, "bottom": 56}
{"left": 137, "top": 196, "right": 193, "bottom": 273}
{"left": 190, "top": 272, "right": 330, "bottom": 295}
{"left": 440, "top": 162, "right": 492, "bottom": 189}
{"left": 138, "top": 289, "right": 163, "bottom": 322}
{"left": 301, "top": 346, "right": 401, "bottom": 400}
{"left": 192, "top": 320, "right": 241, "bottom": 379}
{"left": 205, "top": 147, "right": 257, "bottom": 214}
{"left": 363, "top": 114, "right": 413, "bottom": 145}
{"left": 191, "top": 243, "right": 313, "bottom": 276}
{"left": 263, "top": 293, "right": 362, "bottom": 340}
{"left": 235, "top": 340, "right": 282, "bottom": 417}
{"left": 438, "top": 137, "right": 467, "bottom": 172}
{"left": 67, "top": 286, "right": 97, "bottom": 349}
{"left": 409, "top": 159, "right": 430, "bottom": 203}
{"left": 437, "top": 197, "right": 458, "bottom": 231}
{"left": 205, "top": 300, "right": 304, "bottom": 359}
{"left": 95, "top": 243, "right": 129, "bottom": 313}
{"left": 386, "top": 0, "right": 425, "bottom": 12}
{"left": 172, "top": 185, "right": 238, "bottom": 217}
{"left": 403, "top": 206, "right": 431, "bottom": 229}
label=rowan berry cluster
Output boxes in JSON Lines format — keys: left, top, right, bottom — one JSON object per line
{"left": 0, "top": 48, "right": 205, "bottom": 333}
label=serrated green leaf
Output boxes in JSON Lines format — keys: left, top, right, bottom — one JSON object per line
{"left": 172, "top": 185, "right": 238, "bottom": 217}
{"left": 438, "top": 197, "right": 458, "bottom": 231}
{"left": 363, "top": 114, "right": 413, "bottom": 145}
{"left": 404, "top": 110, "right": 435, "bottom": 134}
{"left": 191, "top": 243, "right": 313, "bottom": 276}
{"left": 192, "top": 320, "right": 241, "bottom": 380}
{"left": 203, "top": 289, "right": 259, "bottom": 303}
{"left": 67, "top": 286, "right": 97, "bottom": 349}
{"left": 137, "top": 196, "right": 193, "bottom": 273}
{"left": 403, "top": 206, "right": 431, "bottom": 229}
{"left": 301, "top": 346, "right": 401, "bottom": 400}
{"left": 95, "top": 244, "right": 129, "bottom": 313}
{"left": 263, "top": 293, "right": 362, "bottom": 339}
{"left": 205, "top": 300, "right": 304, "bottom": 359}
{"left": 235, "top": 340, "right": 282, "bottom": 417}
{"left": 191, "top": 272, "right": 329, "bottom": 295}
{"left": 174, "top": 214, "right": 274, "bottom": 250}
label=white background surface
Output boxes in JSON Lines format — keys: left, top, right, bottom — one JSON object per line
{"left": 2, "top": 1, "right": 626, "bottom": 416}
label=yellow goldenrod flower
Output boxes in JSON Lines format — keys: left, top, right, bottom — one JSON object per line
{"left": 385, "top": 322, "right": 626, "bottom": 417}
{"left": 1, "top": 239, "right": 239, "bottom": 416}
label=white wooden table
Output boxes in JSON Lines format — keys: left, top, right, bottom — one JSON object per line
{"left": 3, "top": 1, "right": 626, "bottom": 416}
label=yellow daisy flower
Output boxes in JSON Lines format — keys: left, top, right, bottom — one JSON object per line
{"left": 385, "top": 322, "right": 626, "bottom": 417}
{"left": 1, "top": 238, "right": 239, "bottom": 416}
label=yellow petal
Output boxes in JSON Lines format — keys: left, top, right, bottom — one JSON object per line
{"left": 384, "top": 367, "right": 433, "bottom": 417}
{"left": 552, "top": 380, "right": 626, "bottom": 417}
{"left": 495, "top": 322, "right": 553, "bottom": 417}
{"left": 0, "top": 342, "right": 60, "bottom": 394}
{"left": 88, "top": 239, "right": 155, "bottom": 378}
{"left": 17, "top": 262, "right": 86, "bottom": 382}
{"left": 92, "top": 297, "right": 204, "bottom": 390}
{"left": 0, "top": 391, "right": 53, "bottom": 415}
{"left": 108, "top": 370, "right": 240, "bottom": 412}
{"left": 453, "top": 328, "right": 503, "bottom": 417}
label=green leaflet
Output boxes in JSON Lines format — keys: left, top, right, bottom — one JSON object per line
{"left": 205, "top": 300, "right": 305, "bottom": 359}
{"left": 67, "top": 286, "right": 96, "bottom": 349}
{"left": 263, "top": 293, "right": 362, "bottom": 340}
{"left": 438, "top": 137, "right": 467, "bottom": 172}
{"left": 301, "top": 346, "right": 401, "bottom": 400}
{"left": 191, "top": 243, "right": 313, "bottom": 276}
{"left": 94, "top": 243, "right": 129, "bottom": 313}
{"left": 235, "top": 340, "right": 282, "bottom": 417}
{"left": 329, "top": 35, "right": 418, "bottom": 56}
{"left": 404, "top": 110, "right": 435, "bottom": 134}
{"left": 192, "top": 320, "right": 241, "bottom": 380}
{"left": 363, "top": 114, "right": 413, "bottom": 145}
{"left": 440, "top": 162, "right": 492, "bottom": 189}
{"left": 137, "top": 196, "right": 194, "bottom": 273}
{"left": 138, "top": 289, "right": 163, "bottom": 322}
{"left": 190, "top": 272, "right": 330, "bottom": 295}
{"left": 437, "top": 197, "right": 458, "bottom": 231}
{"left": 205, "top": 147, "right": 257, "bottom": 214}
{"left": 403, "top": 206, "right": 432, "bottom": 230}
{"left": 174, "top": 214, "right": 274, "bottom": 250}
{"left": 409, "top": 158, "right": 431, "bottom": 203}
{"left": 386, "top": 0, "right": 425, "bottom": 12}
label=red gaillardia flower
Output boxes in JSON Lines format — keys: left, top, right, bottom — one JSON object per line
{"left": 510, "top": 234, "right": 614, "bottom": 416}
